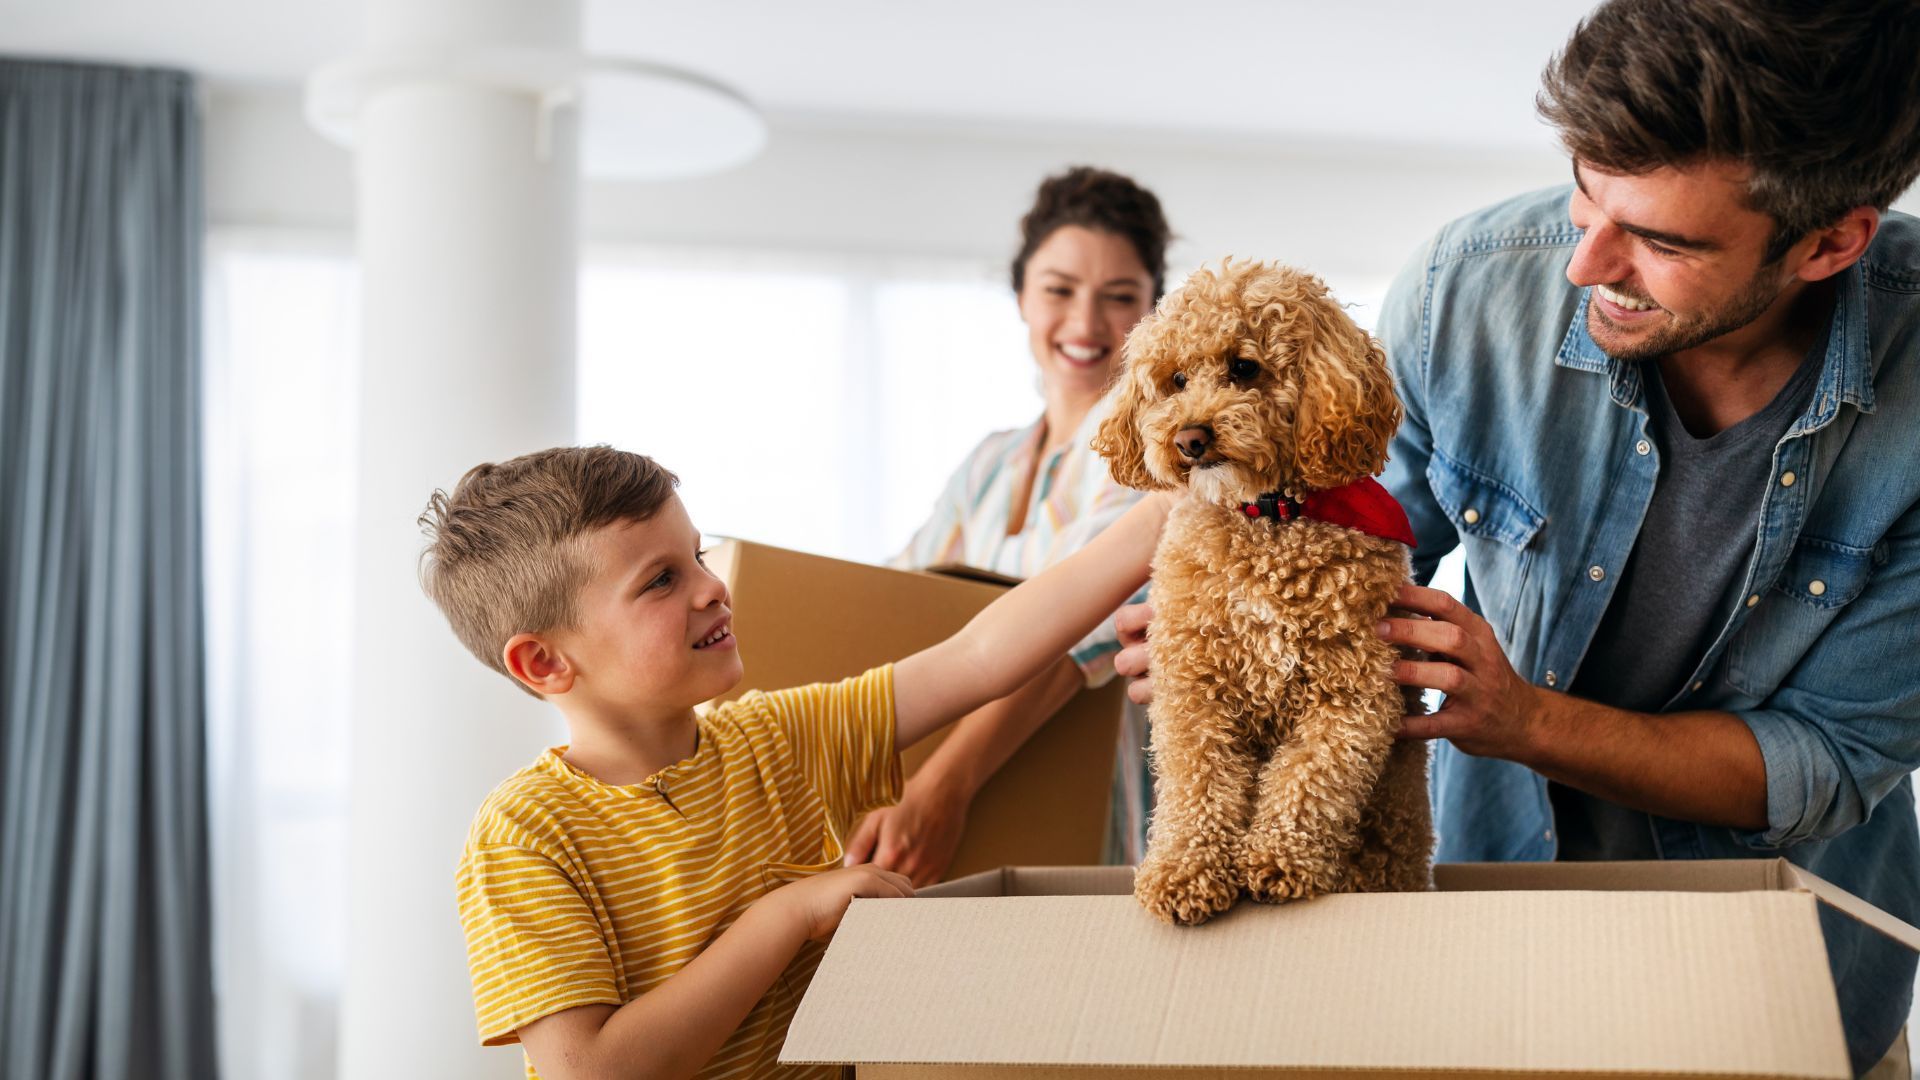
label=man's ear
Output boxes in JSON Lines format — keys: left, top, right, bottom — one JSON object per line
{"left": 1794, "top": 207, "right": 1879, "bottom": 283}
{"left": 504, "top": 633, "right": 575, "bottom": 697}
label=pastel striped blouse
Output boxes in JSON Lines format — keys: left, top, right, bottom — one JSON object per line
{"left": 891, "top": 406, "right": 1154, "bottom": 862}
{"left": 454, "top": 667, "right": 900, "bottom": 1080}
{"left": 891, "top": 406, "right": 1145, "bottom": 686}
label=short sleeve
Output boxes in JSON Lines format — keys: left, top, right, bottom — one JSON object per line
{"left": 760, "top": 665, "right": 902, "bottom": 834}
{"left": 891, "top": 449, "right": 976, "bottom": 569}
{"left": 455, "top": 843, "right": 622, "bottom": 1046}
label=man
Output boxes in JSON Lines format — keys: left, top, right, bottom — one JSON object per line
{"left": 1115, "top": 1, "right": 1919, "bottom": 1074}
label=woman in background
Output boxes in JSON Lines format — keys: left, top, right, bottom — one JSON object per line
{"left": 842, "top": 165, "right": 1172, "bottom": 883}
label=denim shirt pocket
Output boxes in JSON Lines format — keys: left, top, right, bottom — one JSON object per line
{"left": 1728, "top": 535, "right": 1880, "bottom": 697}
{"left": 1426, "top": 450, "right": 1546, "bottom": 642}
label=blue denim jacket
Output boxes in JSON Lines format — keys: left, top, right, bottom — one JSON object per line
{"left": 1376, "top": 186, "right": 1920, "bottom": 1075}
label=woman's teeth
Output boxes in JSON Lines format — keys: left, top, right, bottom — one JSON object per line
{"left": 1597, "top": 283, "right": 1659, "bottom": 312}
{"left": 1059, "top": 344, "right": 1107, "bottom": 362}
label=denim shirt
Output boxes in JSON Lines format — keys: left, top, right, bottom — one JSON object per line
{"left": 1377, "top": 186, "right": 1920, "bottom": 1074}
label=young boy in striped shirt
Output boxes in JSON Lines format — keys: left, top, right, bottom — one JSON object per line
{"left": 420, "top": 446, "right": 1167, "bottom": 1080}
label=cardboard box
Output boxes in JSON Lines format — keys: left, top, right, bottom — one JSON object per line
{"left": 781, "top": 860, "right": 1920, "bottom": 1079}
{"left": 704, "top": 539, "right": 1126, "bottom": 878}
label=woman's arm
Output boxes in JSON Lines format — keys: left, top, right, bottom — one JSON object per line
{"left": 892, "top": 495, "right": 1168, "bottom": 750}
{"left": 844, "top": 654, "right": 1083, "bottom": 884}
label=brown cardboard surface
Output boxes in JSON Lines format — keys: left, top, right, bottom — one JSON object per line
{"left": 784, "top": 859, "right": 1894, "bottom": 1079}
{"left": 704, "top": 540, "right": 1124, "bottom": 878}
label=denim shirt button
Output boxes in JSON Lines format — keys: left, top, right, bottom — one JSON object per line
{"left": 1691, "top": 680, "right": 1703, "bottom": 692}
{"left": 1809, "top": 579, "right": 1827, "bottom": 596}
{"left": 1747, "top": 593, "right": 1762, "bottom": 607}
{"left": 1588, "top": 565, "right": 1606, "bottom": 582}
{"left": 1544, "top": 670, "right": 1558, "bottom": 688}
{"left": 1635, "top": 439, "right": 1651, "bottom": 456}
{"left": 1781, "top": 471, "right": 1797, "bottom": 487}
{"left": 1462, "top": 507, "right": 1481, "bottom": 525}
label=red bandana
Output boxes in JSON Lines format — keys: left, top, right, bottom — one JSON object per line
{"left": 1240, "top": 476, "right": 1417, "bottom": 548}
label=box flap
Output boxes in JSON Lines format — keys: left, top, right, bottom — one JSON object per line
{"left": 924, "top": 562, "right": 1025, "bottom": 587}
{"left": 782, "top": 889, "right": 1848, "bottom": 1077}
{"left": 1435, "top": 859, "right": 1920, "bottom": 954}
{"left": 1776, "top": 861, "right": 1920, "bottom": 954}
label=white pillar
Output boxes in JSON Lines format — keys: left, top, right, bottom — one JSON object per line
{"left": 335, "top": 2, "right": 579, "bottom": 1078}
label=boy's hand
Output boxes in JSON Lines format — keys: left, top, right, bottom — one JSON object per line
{"left": 1113, "top": 602, "right": 1155, "bottom": 705}
{"left": 765, "top": 865, "right": 914, "bottom": 941}
{"left": 842, "top": 778, "right": 970, "bottom": 887}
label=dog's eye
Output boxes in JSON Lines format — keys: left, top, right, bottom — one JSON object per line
{"left": 1171, "top": 372, "right": 1187, "bottom": 390}
{"left": 1229, "top": 359, "right": 1261, "bottom": 381}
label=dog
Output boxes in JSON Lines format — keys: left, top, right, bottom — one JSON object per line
{"left": 1092, "top": 260, "right": 1433, "bottom": 926}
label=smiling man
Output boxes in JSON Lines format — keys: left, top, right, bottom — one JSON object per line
{"left": 1365, "top": 1, "right": 1920, "bottom": 1075}
{"left": 1105, "top": 0, "right": 1920, "bottom": 1074}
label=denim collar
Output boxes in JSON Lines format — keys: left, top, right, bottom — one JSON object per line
{"left": 1554, "top": 265, "right": 1877, "bottom": 425}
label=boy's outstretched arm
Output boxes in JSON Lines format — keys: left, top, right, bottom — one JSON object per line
{"left": 516, "top": 865, "right": 911, "bottom": 1080}
{"left": 893, "top": 494, "right": 1170, "bottom": 750}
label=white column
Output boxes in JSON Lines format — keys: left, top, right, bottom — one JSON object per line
{"left": 335, "top": 2, "right": 579, "bottom": 1078}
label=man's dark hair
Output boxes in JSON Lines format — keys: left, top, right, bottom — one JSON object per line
{"left": 1011, "top": 166, "right": 1173, "bottom": 300}
{"left": 1538, "top": 0, "right": 1920, "bottom": 262}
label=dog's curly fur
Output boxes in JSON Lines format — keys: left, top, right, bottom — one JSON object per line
{"left": 1092, "top": 260, "right": 1433, "bottom": 926}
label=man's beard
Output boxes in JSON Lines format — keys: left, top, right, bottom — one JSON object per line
{"left": 1586, "top": 269, "right": 1783, "bottom": 363}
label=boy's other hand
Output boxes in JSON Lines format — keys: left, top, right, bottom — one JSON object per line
{"left": 1113, "top": 602, "right": 1155, "bottom": 705}
{"left": 842, "top": 779, "right": 969, "bottom": 887}
{"left": 768, "top": 865, "right": 913, "bottom": 942}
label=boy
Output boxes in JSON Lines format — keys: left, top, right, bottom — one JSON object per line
{"left": 420, "top": 445, "right": 1166, "bottom": 1080}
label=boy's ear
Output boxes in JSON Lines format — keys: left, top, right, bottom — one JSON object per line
{"left": 504, "top": 633, "right": 574, "bottom": 697}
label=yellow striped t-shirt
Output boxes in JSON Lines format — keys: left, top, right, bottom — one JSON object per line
{"left": 455, "top": 666, "right": 900, "bottom": 1080}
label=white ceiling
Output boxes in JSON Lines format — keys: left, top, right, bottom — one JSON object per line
{"left": 0, "top": 0, "right": 1597, "bottom": 150}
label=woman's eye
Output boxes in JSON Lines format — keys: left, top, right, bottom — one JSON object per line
{"left": 1047, "top": 286, "right": 1072, "bottom": 298}
{"left": 1106, "top": 293, "right": 1138, "bottom": 305}
{"left": 1171, "top": 372, "right": 1188, "bottom": 390}
{"left": 1229, "top": 359, "right": 1261, "bottom": 381}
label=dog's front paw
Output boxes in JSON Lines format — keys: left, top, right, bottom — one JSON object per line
{"left": 1134, "top": 849, "right": 1239, "bottom": 926}
{"left": 1238, "top": 835, "right": 1340, "bottom": 903}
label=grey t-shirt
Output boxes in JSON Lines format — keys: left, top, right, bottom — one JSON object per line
{"left": 1553, "top": 332, "right": 1826, "bottom": 860}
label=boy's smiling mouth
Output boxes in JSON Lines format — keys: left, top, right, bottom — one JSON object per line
{"left": 692, "top": 619, "right": 734, "bottom": 650}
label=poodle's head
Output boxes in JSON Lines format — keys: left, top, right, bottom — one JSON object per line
{"left": 1092, "top": 260, "right": 1401, "bottom": 506}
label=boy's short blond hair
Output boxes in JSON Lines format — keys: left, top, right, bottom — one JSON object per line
{"left": 418, "top": 446, "right": 679, "bottom": 696}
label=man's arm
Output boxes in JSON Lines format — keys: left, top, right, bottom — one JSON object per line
{"left": 892, "top": 495, "right": 1168, "bottom": 749}
{"left": 517, "top": 866, "right": 911, "bottom": 1080}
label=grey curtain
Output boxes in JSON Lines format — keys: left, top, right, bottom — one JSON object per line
{"left": 0, "top": 60, "right": 216, "bottom": 1079}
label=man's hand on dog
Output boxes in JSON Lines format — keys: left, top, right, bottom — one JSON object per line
{"left": 1378, "top": 584, "right": 1546, "bottom": 759}
{"left": 1113, "top": 602, "right": 1155, "bottom": 705}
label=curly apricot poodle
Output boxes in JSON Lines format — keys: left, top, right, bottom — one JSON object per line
{"left": 1093, "top": 260, "right": 1432, "bottom": 926}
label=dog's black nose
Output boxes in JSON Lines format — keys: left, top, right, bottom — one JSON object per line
{"left": 1175, "top": 425, "right": 1214, "bottom": 460}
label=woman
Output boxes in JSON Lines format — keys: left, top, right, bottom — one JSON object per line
{"left": 842, "top": 166, "right": 1172, "bottom": 884}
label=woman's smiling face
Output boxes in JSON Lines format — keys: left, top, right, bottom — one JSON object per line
{"left": 1017, "top": 225, "right": 1155, "bottom": 409}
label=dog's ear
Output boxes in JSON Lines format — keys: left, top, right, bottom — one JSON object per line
{"left": 1292, "top": 318, "right": 1403, "bottom": 491}
{"left": 1091, "top": 357, "right": 1166, "bottom": 492}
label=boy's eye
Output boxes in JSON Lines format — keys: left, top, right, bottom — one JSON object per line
{"left": 1229, "top": 358, "right": 1261, "bottom": 381}
{"left": 695, "top": 547, "right": 708, "bottom": 565}
{"left": 645, "top": 570, "right": 674, "bottom": 592}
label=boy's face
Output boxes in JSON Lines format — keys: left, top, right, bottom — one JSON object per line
{"left": 554, "top": 495, "right": 742, "bottom": 714}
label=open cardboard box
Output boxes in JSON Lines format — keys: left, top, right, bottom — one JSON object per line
{"left": 781, "top": 860, "right": 1920, "bottom": 1079}
{"left": 703, "top": 539, "right": 1126, "bottom": 878}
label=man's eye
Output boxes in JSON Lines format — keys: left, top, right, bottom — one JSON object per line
{"left": 1643, "top": 237, "right": 1681, "bottom": 258}
{"left": 1171, "top": 372, "right": 1188, "bottom": 390}
{"left": 1229, "top": 358, "right": 1261, "bottom": 381}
